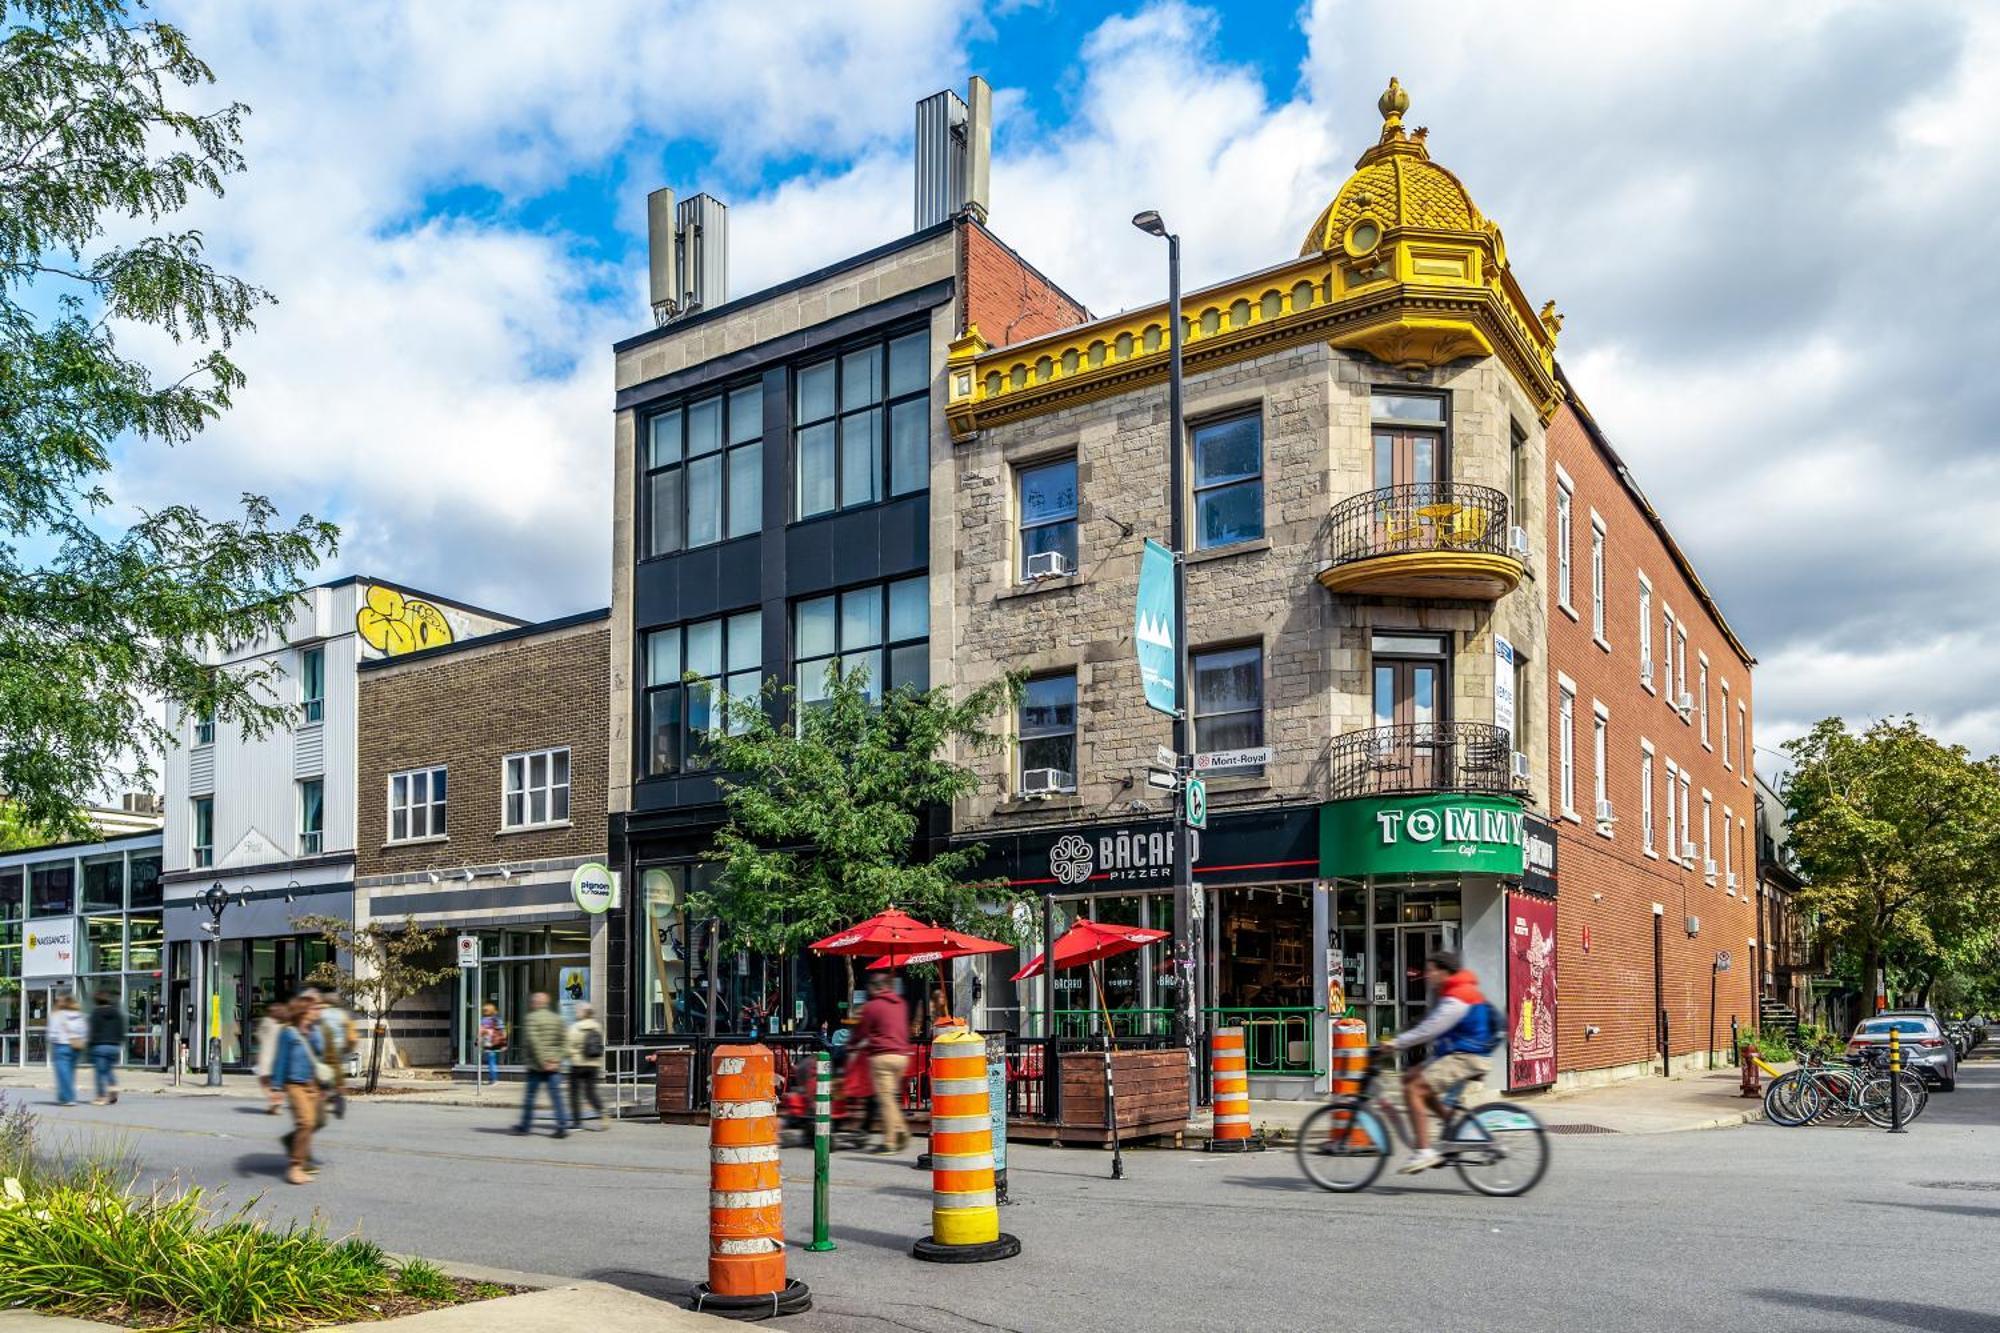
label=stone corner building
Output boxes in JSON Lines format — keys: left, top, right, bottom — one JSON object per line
{"left": 941, "top": 79, "right": 1755, "bottom": 1093}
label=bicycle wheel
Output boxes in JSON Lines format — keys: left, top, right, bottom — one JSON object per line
{"left": 1896, "top": 1071, "right": 1929, "bottom": 1120}
{"left": 1448, "top": 1103, "right": 1551, "bottom": 1197}
{"left": 1762, "top": 1071, "right": 1819, "bottom": 1127}
{"left": 1859, "top": 1076, "right": 1921, "bottom": 1129}
{"left": 1296, "top": 1099, "right": 1390, "bottom": 1193}
{"left": 1808, "top": 1068, "right": 1862, "bottom": 1124}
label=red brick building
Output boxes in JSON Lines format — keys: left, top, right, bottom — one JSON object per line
{"left": 1546, "top": 379, "right": 1756, "bottom": 1082}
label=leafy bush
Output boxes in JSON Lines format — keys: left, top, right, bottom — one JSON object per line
{"left": 396, "top": 1257, "right": 456, "bottom": 1302}
{"left": 1737, "top": 1027, "right": 1796, "bottom": 1062}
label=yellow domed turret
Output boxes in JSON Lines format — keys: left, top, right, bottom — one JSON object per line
{"left": 1301, "top": 77, "right": 1485, "bottom": 255}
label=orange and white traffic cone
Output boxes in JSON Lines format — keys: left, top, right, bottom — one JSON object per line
{"left": 912, "top": 1026, "right": 1019, "bottom": 1262}
{"left": 1329, "top": 1018, "right": 1373, "bottom": 1146}
{"left": 691, "top": 1044, "right": 811, "bottom": 1320}
{"left": 1205, "top": 1025, "right": 1264, "bottom": 1152}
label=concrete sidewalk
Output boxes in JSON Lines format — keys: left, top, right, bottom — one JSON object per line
{"left": 1192, "top": 1064, "right": 1768, "bottom": 1142}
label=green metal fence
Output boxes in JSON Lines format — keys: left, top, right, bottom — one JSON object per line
{"left": 1016, "top": 1007, "right": 1174, "bottom": 1041}
{"left": 1204, "top": 1006, "right": 1322, "bottom": 1076}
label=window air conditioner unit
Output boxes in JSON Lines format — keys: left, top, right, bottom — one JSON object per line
{"left": 1020, "top": 768, "right": 1074, "bottom": 797}
{"left": 1023, "top": 550, "right": 1073, "bottom": 581}
{"left": 1595, "top": 799, "right": 1617, "bottom": 825}
{"left": 1675, "top": 691, "right": 1694, "bottom": 714}
{"left": 1640, "top": 657, "right": 1654, "bottom": 683}
{"left": 1508, "top": 525, "right": 1530, "bottom": 556}
{"left": 1726, "top": 871, "right": 1739, "bottom": 890}
{"left": 1685, "top": 914, "right": 1701, "bottom": 937}
{"left": 1511, "top": 751, "right": 1531, "bottom": 781}
{"left": 1682, "top": 839, "right": 1698, "bottom": 862}
{"left": 1704, "top": 858, "right": 1718, "bottom": 879}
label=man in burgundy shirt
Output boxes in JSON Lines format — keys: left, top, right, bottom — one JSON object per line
{"left": 854, "top": 972, "right": 913, "bottom": 1153}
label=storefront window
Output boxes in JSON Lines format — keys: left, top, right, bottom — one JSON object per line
{"left": 126, "top": 914, "right": 163, "bottom": 974}
{"left": 458, "top": 927, "right": 592, "bottom": 1066}
{"left": 83, "top": 915, "right": 124, "bottom": 972}
{"left": 640, "top": 866, "right": 687, "bottom": 1036}
{"left": 128, "top": 854, "right": 162, "bottom": 909}
{"left": 29, "top": 860, "right": 73, "bottom": 916}
{"left": 82, "top": 855, "right": 123, "bottom": 913}
{"left": 0, "top": 868, "right": 20, "bottom": 920}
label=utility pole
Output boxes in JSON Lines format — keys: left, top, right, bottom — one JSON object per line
{"left": 1134, "top": 210, "right": 1200, "bottom": 1113}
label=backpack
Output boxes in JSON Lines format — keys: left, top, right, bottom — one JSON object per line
{"left": 582, "top": 1027, "right": 604, "bottom": 1060}
{"left": 1466, "top": 1001, "right": 1507, "bottom": 1055}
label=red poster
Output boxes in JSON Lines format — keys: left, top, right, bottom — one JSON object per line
{"left": 1507, "top": 891, "right": 1558, "bottom": 1090}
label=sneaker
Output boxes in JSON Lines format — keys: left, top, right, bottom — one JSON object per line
{"left": 108, "top": 1090, "right": 118, "bottom": 1105}
{"left": 331, "top": 1093, "right": 346, "bottom": 1121}
{"left": 1397, "top": 1148, "right": 1443, "bottom": 1175}
{"left": 553, "top": 1129, "right": 568, "bottom": 1140}
{"left": 91, "top": 1098, "right": 108, "bottom": 1106}
{"left": 285, "top": 1167, "right": 311, "bottom": 1186}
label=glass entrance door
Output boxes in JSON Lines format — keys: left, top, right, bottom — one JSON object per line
{"left": 25, "top": 984, "right": 68, "bottom": 1063}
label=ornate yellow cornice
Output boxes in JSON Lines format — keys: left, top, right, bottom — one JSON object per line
{"left": 946, "top": 78, "right": 1563, "bottom": 439}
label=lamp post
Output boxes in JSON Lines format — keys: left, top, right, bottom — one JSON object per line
{"left": 201, "top": 883, "right": 228, "bottom": 1086}
{"left": 1132, "top": 209, "right": 1201, "bottom": 1112}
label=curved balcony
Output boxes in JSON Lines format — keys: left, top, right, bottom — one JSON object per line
{"left": 1327, "top": 721, "right": 1516, "bottom": 800}
{"left": 1317, "top": 482, "right": 1523, "bottom": 599}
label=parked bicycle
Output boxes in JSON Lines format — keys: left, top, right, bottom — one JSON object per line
{"left": 1762, "top": 1046, "right": 1924, "bottom": 1128}
{"left": 1296, "top": 1048, "right": 1550, "bottom": 1196}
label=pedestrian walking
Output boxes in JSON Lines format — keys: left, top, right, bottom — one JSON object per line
{"left": 86, "top": 991, "right": 125, "bottom": 1105}
{"left": 49, "top": 995, "right": 86, "bottom": 1106}
{"left": 478, "top": 1002, "right": 505, "bottom": 1084}
{"left": 270, "top": 1000, "right": 324, "bottom": 1186}
{"left": 567, "top": 1002, "right": 607, "bottom": 1130}
{"left": 511, "top": 992, "right": 569, "bottom": 1139}
{"left": 253, "top": 1004, "right": 286, "bottom": 1114}
{"left": 315, "top": 991, "right": 357, "bottom": 1119}
{"left": 854, "top": 972, "right": 912, "bottom": 1153}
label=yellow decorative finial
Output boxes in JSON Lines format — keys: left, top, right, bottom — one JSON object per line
{"left": 1378, "top": 77, "right": 1409, "bottom": 131}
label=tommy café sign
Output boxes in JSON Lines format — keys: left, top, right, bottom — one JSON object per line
{"left": 1319, "top": 794, "right": 1528, "bottom": 879}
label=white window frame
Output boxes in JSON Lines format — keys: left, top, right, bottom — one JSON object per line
{"left": 1675, "top": 623, "right": 1689, "bottom": 712}
{"left": 193, "top": 708, "right": 215, "bottom": 747}
{"left": 503, "top": 746, "right": 572, "bottom": 830}
{"left": 297, "top": 778, "right": 323, "bottom": 855}
{"left": 1638, "top": 574, "right": 1654, "bottom": 691}
{"left": 1589, "top": 513, "right": 1607, "bottom": 648}
{"left": 1698, "top": 653, "right": 1711, "bottom": 748}
{"left": 1679, "top": 771, "right": 1693, "bottom": 865}
{"left": 1558, "top": 677, "right": 1577, "bottom": 820}
{"left": 1720, "top": 681, "right": 1732, "bottom": 768}
{"left": 1722, "top": 807, "right": 1734, "bottom": 892}
{"left": 1640, "top": 740, "right": 1657, "bottom": 857}
{"left": 388, "top": 766, "right": 448, "bottom": 843}
{"left": 191, "top": 796, "right": 214, "bottom": 869}
{"left": 299, "top": 645, "right": 325, "bottom": 725}
{"left": 1701, "top": 791, "right": 1714, "bottom": 882}
{"left": 1663, "top": 759, "right": 1678, "bottom": 864}
{"left": 1739, "top": 700, "right": 1750, "bottom": 784}
{"left": 1555, "top": 478, "right": 1575, "bottom": 615}
{"left": 1592, "top": 700, "right": 1611, "bottom": 837}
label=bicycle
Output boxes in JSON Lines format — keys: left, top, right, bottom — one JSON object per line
{"left": 1295, "top": 1048, "right": 1550, "bottom": 1197}
{"left": 1762, "top": 1048, "right": 1923, "bottom": 1128}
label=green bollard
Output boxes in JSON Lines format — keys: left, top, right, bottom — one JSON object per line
{"left": 807, "top": 1052, "right": 838, "bottom": 1250}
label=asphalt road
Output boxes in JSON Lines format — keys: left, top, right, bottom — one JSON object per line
{"left": 14, "top": 1053, "right": 2000, "bottom": 1333}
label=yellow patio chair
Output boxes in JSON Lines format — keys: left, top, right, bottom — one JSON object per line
{"left": 1440, "top": 507, "right": 1490, "bottom": 548}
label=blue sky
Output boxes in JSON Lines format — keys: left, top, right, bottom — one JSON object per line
{"left": 105, "top": 0, "right": 2000, "bottom": 761}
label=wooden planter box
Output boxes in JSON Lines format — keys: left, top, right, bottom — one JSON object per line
{"left": 653, "top": 1047, "right": 699, "bottom": 1121}
{"left": 1038, "top": 1048, "right": 1189, "bottom": 1146}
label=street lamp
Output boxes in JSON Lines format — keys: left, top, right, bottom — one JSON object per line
{"left": 200, "top": 883, "right": 228, "bottom": 1086}
{"left": 1132, "top": 208, "right": 1200, "bottom": 1114}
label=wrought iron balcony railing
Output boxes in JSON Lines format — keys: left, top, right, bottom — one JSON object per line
{"left": 1326, "top": 481, "right": 1514, "bottom": 569}
{"left": 1327, "top": 720, "right": 1516, "bottom": 800}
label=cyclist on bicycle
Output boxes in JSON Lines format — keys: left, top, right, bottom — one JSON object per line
{"left": 1381, "top": 950, "right": 1496, "bottom": 1174}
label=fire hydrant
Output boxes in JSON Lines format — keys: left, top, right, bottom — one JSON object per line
{"left": 1739, "top": 1042, "right": 1762, "bottom": 1098}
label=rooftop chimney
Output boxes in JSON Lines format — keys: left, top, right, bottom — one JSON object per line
{"left": 646, "top": 188, "right": 729, "bottom": 326}
{"left": 913, "top": 75, "right": 992, "bottom": 231}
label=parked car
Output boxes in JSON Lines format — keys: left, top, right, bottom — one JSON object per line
{"left": 1848, "top": 1014, "right": 1956, "bottom": 1090}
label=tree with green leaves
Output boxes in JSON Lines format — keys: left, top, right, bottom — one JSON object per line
{"left": 2, "top": 0, "right": 338, "bottom": 839}
{"left": 295, "top": 914, "right": 456, "bottom": 1094}
{"left": 1782, "top": 716, "right": 2000, "bottom": 1012}
{"left": 690, "top": 664, "right": 1030, "bottom": 1001}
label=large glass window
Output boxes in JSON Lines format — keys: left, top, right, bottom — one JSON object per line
{"left": 793, "top": 575, "right": 928, "bottom": 706}
{"left": 796, "top": 329, "right": 929, "bottom": 519}
{"left": 644, "top": 382, "right": 763, "bottom": 558}
{"left": 82, "top": 854, "right": 123, "bottom": 913}
{"left": 389, "top": 767, "right": 446, "bottom": 841}
{"left": 191, "top": 797, "right": 213, "bottom": 868}
{"left": 299, "top": 645, "right": 325, "bottom": 723}
{"left": 128, "top": 853, "right": 161, "bottom": 910}
{"left": 504, "top": 747, "right": 572, "bottom": 827}
{"left": 637, "top": 864, "right": 724, "bottom": 1036}
{"left": 1018, "top": 457, "right": 1078, "bottom": 578}
{"left": 1193, "top": 644, "right": 1264, "bottom": 762}
{"left": 1558, "top": 688, "right": 1576, "bottom": 818}
{"left": 193, "top": 706, "right": 214, "bottom": 746}
{"left": 298, "top": 778, "right": 324, "bottom": 854}
{"left": 31, "top": 859, "right": 74, "bottom": 915}
{"left": 645, "top": 612, "right": 763, "bottom": 776}
{"left": 1018, "top": 674, "right": 1078, "bottom": 793}
{"left": 1191, "top": 414, "right": 1262, "bottom": 549}
{"left": 0, "top": 867, "right": 21, "bottom": 920}
{"left": 1555, "top": 483, "right": 1573, "bottom": 609}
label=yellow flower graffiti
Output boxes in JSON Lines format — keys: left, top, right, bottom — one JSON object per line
{"left": 355, "top": 585, "right": 455, "bottom": 657}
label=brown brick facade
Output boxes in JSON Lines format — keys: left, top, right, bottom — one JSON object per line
{"left": 960, "top": 220, "right": 1089, "bottom": 347}
{"left": 1545, "top": 396, "right": 1756, "bottom": 1078}
{"left": 356, "top": 617, "right": 611, "bottom": 878}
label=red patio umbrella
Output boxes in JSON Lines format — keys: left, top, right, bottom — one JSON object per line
{"left": 1010, "top": 920, "right": 1170, "bottom": 982}
{"left": 808, "top": 908, "right": 945, "bottom": 963}
{"left": 863, "top": 927, "right": 1010, "bottom": 972}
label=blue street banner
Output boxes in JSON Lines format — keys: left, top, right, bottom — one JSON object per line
{"left": 1135, "top": 538, "right": 1178, "bottom": 715}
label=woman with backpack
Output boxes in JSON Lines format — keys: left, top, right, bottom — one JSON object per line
{"left": 566, "top": 1002, "right": 607, "bottom": 1130}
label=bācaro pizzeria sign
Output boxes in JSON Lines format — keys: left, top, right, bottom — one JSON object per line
{"left": 1047, "top": 826, "right": 1202, "bottom": 887}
